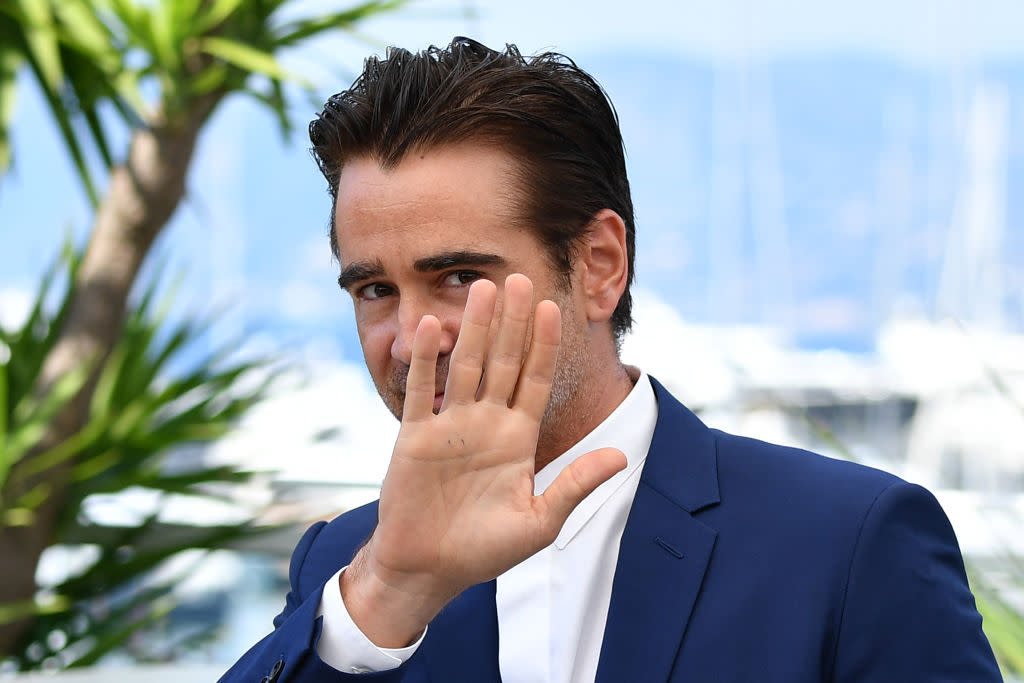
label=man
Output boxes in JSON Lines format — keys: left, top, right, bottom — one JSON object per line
{"left": 220, "top": 37, "right": 1000, "bottom": 682}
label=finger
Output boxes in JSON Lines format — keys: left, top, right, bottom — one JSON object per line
{"left": 443, "top": 279, "right": 497, "bottom": 409}
{"left": 479, "top": 274, "right": 533, "bottom": 405}
{"left": 536, "top": 448, "right": 627, "bottom": 542}
{"left": 511, "top": 299, "right": 561, "bottom": 420}
{"left": 403, "top": 315, "right": 442, "bottom": 422}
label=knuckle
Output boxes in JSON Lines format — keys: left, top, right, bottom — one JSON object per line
{"left": 454, "top": 351, "right": 484, "bottom": 367}
{"left": 567, "top": 462, "right": 588, "bottom": 494}
{"left": 491, "top": 350, "right": 522, "bottom": 367}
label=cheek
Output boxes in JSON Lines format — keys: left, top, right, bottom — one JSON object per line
{"left": 355, "top": 317, "right": 392, "bottom": 369}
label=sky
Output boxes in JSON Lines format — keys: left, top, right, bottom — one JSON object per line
{"left": 305, "top": 0, "right": 1024, "bottom": 66}
{"left": 2, "top": 0, "right": 1023, "bottom": 355}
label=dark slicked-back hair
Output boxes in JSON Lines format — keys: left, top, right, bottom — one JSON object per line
{"left": 309, "top": 36, "right": 636, "bottom": 340}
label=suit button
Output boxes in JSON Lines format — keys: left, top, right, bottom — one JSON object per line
{"left": 268, "top": 658, "right": 285, "bottom": 682}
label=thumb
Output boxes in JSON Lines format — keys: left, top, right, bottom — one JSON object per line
{"left": 537, "top": 448, "right": 628, "bottom": 541}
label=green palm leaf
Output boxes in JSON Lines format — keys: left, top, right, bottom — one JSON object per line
{"left": 0, "top": 0, "right": 409, "bottom": 670}
{"left": 0, "top": 245, "right": 282, "bottom": 670}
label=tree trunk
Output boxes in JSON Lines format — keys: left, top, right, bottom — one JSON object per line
{"left": 0, "top": 91, "right": 222, "bottom": 656}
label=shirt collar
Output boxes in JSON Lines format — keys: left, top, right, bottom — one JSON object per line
{"left": 534, "top": 373, "right": 658, "bottom": 549}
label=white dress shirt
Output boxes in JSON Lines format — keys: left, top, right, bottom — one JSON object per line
{"left": 316, "top": 373, "right": 658, "bottom": 681}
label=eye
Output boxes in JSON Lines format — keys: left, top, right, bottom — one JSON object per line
{"left": 442, "top": 271, "right": 481, "bottom": 287}
{"left": 357, "top": 282, "right": 394, "bottom": 300}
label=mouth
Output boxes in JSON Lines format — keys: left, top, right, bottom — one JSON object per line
{"left": 433, "top": 391, "right": 445, "bottom": 414}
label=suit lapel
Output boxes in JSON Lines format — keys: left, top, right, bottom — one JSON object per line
{"left": 595, "top": 378, "right": 721, "bottom": 683}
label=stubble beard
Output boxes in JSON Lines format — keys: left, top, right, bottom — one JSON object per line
{"left": 535, "top": 316, "right": 588, "bottom": 458}
{"left": 375, "top": 355, "right": 448, "bottom": 421}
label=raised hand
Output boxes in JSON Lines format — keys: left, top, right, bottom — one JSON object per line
{"left": 340, "top": 274, "right": 626, "bottom": 647}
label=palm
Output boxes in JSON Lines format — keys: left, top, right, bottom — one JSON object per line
{"left": 382, "top": 403, "right": 548, "bottom": 580}
{"left": 370, "top": 276, "right": 625, "bottom": 595}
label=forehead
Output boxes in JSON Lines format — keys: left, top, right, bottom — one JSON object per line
{"left": 333, "top": 145, "right": 529, "bottom": 262}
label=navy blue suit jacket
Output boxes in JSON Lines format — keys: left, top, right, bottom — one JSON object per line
{"left": 220, "top": 378, "right": 1001, "bottom": 682}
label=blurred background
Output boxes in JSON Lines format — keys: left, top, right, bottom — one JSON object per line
{"left": 1, "top": 0, "right": 1022, "bottom": 678}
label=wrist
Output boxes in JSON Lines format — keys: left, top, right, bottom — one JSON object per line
{"left": 340, "top": 543, "right": 453, "bottom": 648}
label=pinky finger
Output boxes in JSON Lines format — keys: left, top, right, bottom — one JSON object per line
{"left": 512, "top": 299, "right": 561, "bottom": 420}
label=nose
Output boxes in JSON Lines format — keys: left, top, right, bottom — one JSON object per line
{"left": 391, "top": 296, "right": 457, "bottom": 366}
{"left": 390, "top": 300, "right": 419, "bottom": 366}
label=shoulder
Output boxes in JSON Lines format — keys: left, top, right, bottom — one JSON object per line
{"left": 708, "top": 428, "right": 912, "bottom": 533}
{"left": 647, "top": 376, "right": 928, "bottom": 555}
{"left": 679, "top": 424, "right": 997, "bottom": 677}
{"left": 711, "top": 428, "right": 902, "bottom": 508}
{"left": 647, "top": 376, "right": 906, "bottom": 523}
{"left": 647, "top": 374, "right": 905, "bottom": 511}
{"left": 699, "top": 428, "right": 958, "bottom": 584}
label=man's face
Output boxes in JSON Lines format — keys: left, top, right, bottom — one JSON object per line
{"left": 333, "top": 144, "right": 589, "bottom": 425}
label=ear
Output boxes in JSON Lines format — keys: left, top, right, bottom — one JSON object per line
{"left": 577, "top": 208, "right": 628, "bottom": 324}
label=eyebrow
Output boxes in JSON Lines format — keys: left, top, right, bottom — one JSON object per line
{"left": 413, "top": 251, "right": 506, "bottom": 272}
{"left": 337, "top": 259, "right": 385, "bottom": 291}
{"left": 337, "top": 251, "right": 507, "bottom": 291}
